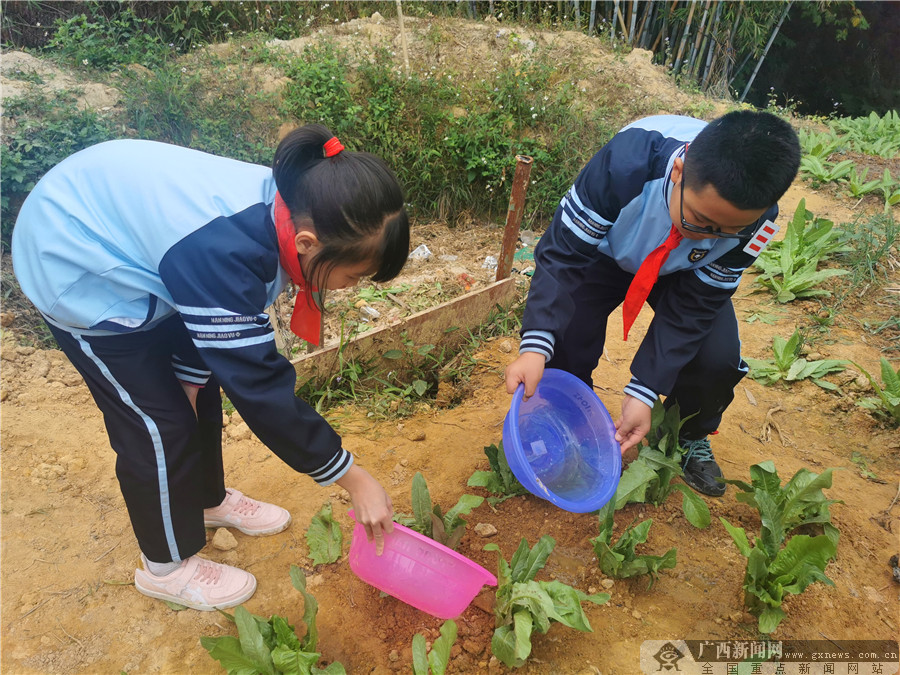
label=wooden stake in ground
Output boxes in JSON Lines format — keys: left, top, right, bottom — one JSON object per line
{"left": 396, "top": 0, "right": 410, "bottom": 75}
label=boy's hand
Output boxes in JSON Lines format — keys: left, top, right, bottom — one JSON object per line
{"left": 505, "top": 351, "right": 546, "bottom": 399}
{"left": 614, "top": 395, "right": 652, "bottom": 454}
{"left": 335, "top": 464, "right": 394, "bottom": 555}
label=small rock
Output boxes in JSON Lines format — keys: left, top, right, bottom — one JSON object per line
{"left": 354, "top": 299, "right": 368, "bottom": 309}
{"left": 729, "top": 611, "right": 743, "bottom": 623}
{"left": 405, "top": 429, "right": 426, "bottom": 442}
{"left": 0, "top": 312, "right": 14, "bottom": 327}
{"left": 498, "top": 339, "right": 513, "bottom": 353}
{"left": 388, "top": 649, "right": 400, "bottom": 662}
{"left": 462, "top": 639, "right": 484, "bottom": 655}
{"left": 588, "top": 586, "right": 597, "bottom": 594}
{"left": 601, "top": 578, "right": 615, "bottom": 589}
{"left": 211, "top": 528, "right": 238, "bottom": 551}
{"left": 631, "top": 609, "right": 642, "bottom": 619}
{"left": 474, "top": 522, "right": 498, "bottom": 537}
{"left": 399, "top": 458, "right": 409, "bottom": 467}
{"left": 0, "top": 389, "right": 7, "bottom": 402}
{"left": 714, "top": 617, "right": 723, "bottom": 625}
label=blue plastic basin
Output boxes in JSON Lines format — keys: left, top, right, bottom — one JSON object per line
{"left": 503, "top": 369, "right": 621, "bottom": 513}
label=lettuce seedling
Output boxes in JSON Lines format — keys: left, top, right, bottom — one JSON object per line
{"left": 201, "top": 565, "right": 346, "bottom": 674}
{"left": 720, "top": 461, "right": 841, "bottom": 633}
{"left": 305, "top": 502, "right": 342, "bottom": 565}
{"left": 853, "top": 357, "right": 900, "bottom": 426}
{"left": 411, "top": 620, "right": 457, "bottom": 675}
{"left": 395, "top": 472, "right": 484, "bottom": 550}
{"left": 754, "top": 199, "right": 850, "bottom": 303}
{"left": 613, "top": 402, "right": 710, "bottom": 529}
{"left": 591, "top": 502, "right": 676, "bottom": 589}
{"left": 467, "top": 442, "right": 528, "bottom": 504}
{"left": 745, "top": 330, "right": 847, "bottom": 390}
{"left": 485, "top": 535, "right": 609, "bottom": 668}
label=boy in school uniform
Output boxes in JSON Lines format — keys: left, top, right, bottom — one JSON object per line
{"left": 505, "top": 110, "right": 801, "bottom": 496}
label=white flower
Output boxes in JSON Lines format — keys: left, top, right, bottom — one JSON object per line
{"left": 532, "top": 113, "right": 537, "bottom": 119}
{"left": 82, "top": 59, "right": 88, "bottom": 65}
{"left": 181, "top": 67, "right": 187, "bottom": 73}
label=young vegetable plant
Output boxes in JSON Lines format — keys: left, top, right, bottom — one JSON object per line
{"left": 852, "top": 358, "right": 900, "bottom": 426}
{"left": 201, "top": 565, "right": 346, "bottom": 674}
{"left": 613, "top": 401, "right": 711, "bottom": 529}
{"left": 590, "top": 502, "right": 676, "bottom": 589}
{"left": 485, "top": 535, "right": 609, "bottom": 669}
{"left": 745, "top": 330, "right": 847, "bottom": 390}
{"left": 467, "top": 442, "right": 529, "bottom": 504}
{"left": 754, "top": 199, "right": 849, "bottom": 303}
{"left": 305, "top": 502, "right": 342, "bottom": 565}
{"left": 395, "top": 472, "right": 483, "bottom": 550}
{"left": 411, "top": 620, "right": 457, "bottom": 675}
{"left": 720, "top": 461, "right": 840, "bottom": 634}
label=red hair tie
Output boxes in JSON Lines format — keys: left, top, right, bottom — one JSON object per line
{"left": 323, "top": 137, "right": 344, "bottom": 158}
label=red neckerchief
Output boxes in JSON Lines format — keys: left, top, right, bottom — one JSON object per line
{"left": 273, "top": 191, "right": 322, "bottom": 345}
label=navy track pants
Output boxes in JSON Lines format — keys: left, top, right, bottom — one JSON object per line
{"left": 544, "top": 258, "right": 747, "bottom": 440}
{"left": 47, "top": 315, "right": 225, "bottom": 563}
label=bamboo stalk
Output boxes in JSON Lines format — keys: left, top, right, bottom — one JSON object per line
{"left": 723, "top": 0, "right": 744, "bottom": 84}
{"left": 589, "top": 0, "right": 597, "bottom": 33}
{"left": 673, "top": 0, "right": 697, "bottom": 75}
{"left": 628, "top": 0, "right": 639, "bottom": 43}
{"left": 636, "top": 0, "right": 653, "bottom": 48}
{"left": 740, "top": 0, "right": 792, "bottom": 102}
{"left": 700, "top": 0, "right": 723, "bottom": 89}
{"left": 615, "top": 0, "right": 629, "bottom": 37}
{"left": 687, "top": 0, "right": 712, "bottom": 79}
{"left": 395, "top": 0, "right": 410, "bottom": 75}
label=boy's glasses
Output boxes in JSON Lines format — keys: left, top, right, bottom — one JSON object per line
{"left": 679, "top": 176, "right": 757, "bottom": 240}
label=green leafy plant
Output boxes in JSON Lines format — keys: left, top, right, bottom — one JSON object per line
{"left": 852, "top": 358, "right": 900, "bottom": 426}
{"left": 799, "top": 155, "right": 855, "bottom": 185}
{"left": 1, "top": 91, "right": 116, "bottom": 243}
{"left": 745, "top": 330, "right": 847, "bottom": 390}
{"left": 878, "top": 169, "right": 900, "bottom": 213}
{"left": 720, "top": 461, "right": 840, "bottom": 633}
{"left": 845, "top": 166, "right": 883, "bottom": 198}
{"left": 590, "top": 503, "right": 676, "bottom": 589}
{"left": 467, "top": 443, "right": 529, "bottom": 504}
{"left": 45, "top": 7, "right": 170, "bottom": 70}
{"left": 485, "top": 536, "right": 609, "bottom": 668}
{"left": 754, "top": 199, "right": 850, "bottom": 303}
{"left": 201, "top": 565, "right": 346, "bottom": 674}
{"left": 411, "top": 620, "right": 457, "bottom": 675}
{"left": 395, "top": 472, "right": 483, "bottom": 550}
{"left": 612, "top": 402, "right": 711, "bottom": 529}
{"left": 829, "top": 110, "right": 900, "bottom": 159}
{"left": 305, "top": 502, "right": 342, "bottom": 565}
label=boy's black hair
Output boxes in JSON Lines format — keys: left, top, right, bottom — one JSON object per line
{"left": 272, "top": 124, "right": 410, "bottom": 296}
{"left": 684, "top": 110, "right": 800, "bottom": 210}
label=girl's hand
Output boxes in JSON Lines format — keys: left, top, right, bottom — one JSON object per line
{"left": 335, "top": 463, "right": 394, "bottom": 555}
{"left": 504, "top": 351, "right": 546, "bottom": 399}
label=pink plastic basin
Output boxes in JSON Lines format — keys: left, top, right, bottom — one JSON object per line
{"left": 347, "top": 510, "right": 497, "bottom": 619}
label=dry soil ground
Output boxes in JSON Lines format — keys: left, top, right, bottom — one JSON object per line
{"left": 1, "top": 13, "right": 899, "bottom": 675}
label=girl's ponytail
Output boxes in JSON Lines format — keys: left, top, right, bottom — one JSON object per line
{"left": 271, "top": 124, "right": 410, "bottom": 291}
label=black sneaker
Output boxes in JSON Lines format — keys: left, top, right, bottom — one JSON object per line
{"left": 680, "top": 438, "right": 726, "bottom": 497}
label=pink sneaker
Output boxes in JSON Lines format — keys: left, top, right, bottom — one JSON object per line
{"left": 203, "top": 488, "right": 292, "bottom": 536}
{"left": 134, "top": 555, "right": 256, "bottom": 611}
